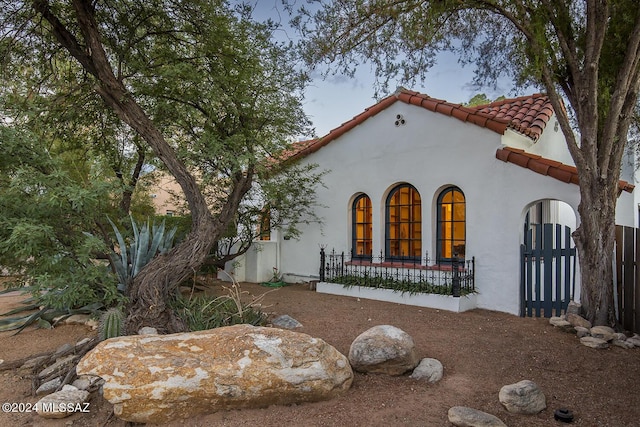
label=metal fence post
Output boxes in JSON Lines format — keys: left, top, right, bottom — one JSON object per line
{"left": 319, "top": 247, "right": 326, "bottom": 282}
{"left": 452, "top": 256, "right": 461, "bottom": 297}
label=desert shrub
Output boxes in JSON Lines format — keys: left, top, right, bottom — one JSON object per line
{"left": 171, "top": 282, "right": 266, "bottom": 331}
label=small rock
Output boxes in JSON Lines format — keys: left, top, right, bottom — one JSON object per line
{"left": 72, "top": 375, "right": 103, "bottom": 391}
{"left": 574, "top": 326, "right": 590, "bottom": 338}
{"left": 626, "top": 335, "right": 640, "bottom": 347}
{"left": 580, "top": 336, "right": 609, "bottom": 349}
{"left": 448, "top": 406, "right": 507, "bottom": 427}
{"left": 590, "top": 326, "right": 615, "bottom": 342}
{"left": 549, "top": 317, "right": 575, "bottom": 333}
{"left": 271, "top": 314, "right": 303, "bottom": 329}
{"left": 499, "top": 380, "right": 546, "bottom": 414}
{"left": 64, "top": 314, "right": 91, "bottom": 325}
{"left": 566, "top": 300, "right": 582, "bottom": 316}
{"left": 410, "top": 358, "right": 443, "bottom": 383}
{"left": 566, "top": 313, "right": 592, "bottom": 329}
{"left": 613, "top": 339, "right": 634, "bottom": 349}
{"left": 36, "top": 387, "right": 89, "bottom": 419}
{"left": 137, "top": 326, "right": 158, "bottom": 335}
{"left": 36, "top": 377, "right": 62, "bottom": 396}
{"left": 85, "top": 319, "right": 99, "bottom": 330}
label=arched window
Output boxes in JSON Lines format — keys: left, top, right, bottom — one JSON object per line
{"left": 386, "top": 184, "right": 421, "bottom": 260}
{"left": 437, "top": 187, "right": 466, "bottom": 261}
{"left": 352, "top": 194, "right": 373, "bottom": 258}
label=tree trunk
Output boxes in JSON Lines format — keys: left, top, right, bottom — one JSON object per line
{"left": 573, "top": 178, "right": 618, "bottom": 328}
{"left": 123, "top": 215, "right": 217, "bottom": 334}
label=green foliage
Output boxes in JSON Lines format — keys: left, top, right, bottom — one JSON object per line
{"left": 331, "top": 274, "right": 474, "bottom": 297}
{"left": 463, "top": 94, "right": 505, "bottom": 107}
{"left": 171, "top": 282, "right": 267, "bottom": 331}
{"left": 0, "top": 285, "right": 105, "bottom": 333}
{"left": 0, "top": 126, "right": 123, "bottom": 312}
{"left": 108, "top": 216, "right": 178, "bottom": 292}
{"left": 99, "top": 307, "right": 124, "bottom": 340}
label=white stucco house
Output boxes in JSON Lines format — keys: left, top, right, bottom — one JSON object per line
{"left": 229, "top": 88, "right": 637, "bottom": 316}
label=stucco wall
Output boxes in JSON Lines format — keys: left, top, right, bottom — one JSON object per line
{"left": 277, "top": 102, "right": 584, "bottom": 315}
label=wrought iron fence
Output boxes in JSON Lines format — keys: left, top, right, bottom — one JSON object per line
{"left": 319, "top": 248, "right": 475, "bottom": 297}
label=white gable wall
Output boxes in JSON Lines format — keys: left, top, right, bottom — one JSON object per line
{"left": 277, "top": 102, "right": 582, "bottom": 315}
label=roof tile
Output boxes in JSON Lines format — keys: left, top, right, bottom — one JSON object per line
{"left": 495, "top": 147, "right": 634, "bottom": 194}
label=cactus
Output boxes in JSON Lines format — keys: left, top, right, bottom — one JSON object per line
{"left": 108, "top": 215, "right": 177, "bottom": 292}
{"left": 99, "top": 307, "right": 124, "bottom": 340}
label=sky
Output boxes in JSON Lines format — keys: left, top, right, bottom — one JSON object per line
{"left": 251, "top": 1, "right": 523, "bottom": 138}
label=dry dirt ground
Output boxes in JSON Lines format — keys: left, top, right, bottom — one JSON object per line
{"left": 0, "top": 280, "right": 639, "bottom": 427}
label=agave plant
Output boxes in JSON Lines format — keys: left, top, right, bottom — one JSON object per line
{"left": 0, "top": 285, "right": 105, "bottom": 333}
{"left": 108, "top": 215, "right": 178, "bottom": 293}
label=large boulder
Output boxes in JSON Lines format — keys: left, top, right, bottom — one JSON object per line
{"left": 348, "top": 325, "right": 419, "bottom": 375}
{"left": 77, "top": 324, "right": 353, "bottom": 424}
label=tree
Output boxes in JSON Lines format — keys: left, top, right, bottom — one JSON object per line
{"left": 1, "top": 0, "right": 315, "bottom": 333}
{"left": 297, "top": 0, "right": 640, "bottom": 327}
{"left": 464, "top": 93, "right": 505, "bottom": 107}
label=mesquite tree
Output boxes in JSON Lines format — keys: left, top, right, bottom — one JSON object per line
{"left": 1, "top": 0, "right": 313, "bottom": 333}
{"left": 296, "top": 0, "right": 640, "bottom": 327}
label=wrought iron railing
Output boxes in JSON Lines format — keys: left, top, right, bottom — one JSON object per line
{"left": 319, "top": 248, "right": 475, "bottom": 297}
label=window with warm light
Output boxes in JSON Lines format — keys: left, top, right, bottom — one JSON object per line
{"left": 352, "top": 194, "right": 373, "bottom": 258}
{"left": 437, "top": 187, "right": 466, "bottom": 261}
{"left": 385, "top": 184, "right": 422, "bottom": 260}
{"left": 258, "top": 209, "right": 271, "bottom": 241}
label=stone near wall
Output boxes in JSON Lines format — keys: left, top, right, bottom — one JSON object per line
{"left": 77, "top": 324, "right": 353, "bottom": 424}
{"left": 410, "top": 358, "right": 443, "bottom": 383}
{"left": 348, "top": 325, "right": 419, "bottom": 375}
{"left": 613, "top": 339, "right": 635, "bottom": 349}
{"left": 448, "top": 406, "right": 507, "bottom": 427}
{"left": 137, "top": 326, "right": 158, "bottom": 335}
{"left": 498, "top": 380, "right": 546, "bottom": 415}
{"left": 566, "top": 313, "right": 592, "bottom": 329}
{"left": 549, "top": 317, "right": 575, "bottom": 333}
{"left": 590, "top": 326, "right": 615, "bottom": 342}
{"left": 566, "top": 300, "right": 582, "bottom": 316}
{"left": 36, "top": 385, "right": 90, "bottom": 419}
{"left": 574, "top": 326, "right": 590, "bottom": 338}
{"left": 580, "top": 336, "right": 609, "bottom": 349}
{"left": 627, "top": 335, "right": 640, "bottom": 347}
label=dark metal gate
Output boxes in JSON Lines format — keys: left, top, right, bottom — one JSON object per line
{"left": 520, "top": 223, "right": 576, "bottom": 317}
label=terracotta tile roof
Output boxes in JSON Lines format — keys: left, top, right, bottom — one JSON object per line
{"left": 286, "top": 89, "right": 554, "bottom": 161}
{"left": 496, "top": 147, "right": 635, "bottom": 194}
{"left": 476, "top": 94, "right": 554, "bottom": 141}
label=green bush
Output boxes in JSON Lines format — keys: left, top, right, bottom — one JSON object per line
{"left": 171, "top": 284, "right": 266, "bottom": 331}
